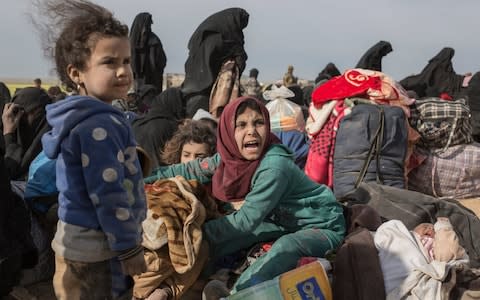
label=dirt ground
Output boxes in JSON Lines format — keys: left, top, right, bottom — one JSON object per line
{"left": 459, "top": 198, "right": 480, "bottom": 217}
{"left": 7, "top": 279, "right": 207, "bottom": 300}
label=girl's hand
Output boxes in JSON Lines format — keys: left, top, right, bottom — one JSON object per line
{"left": 2, "top": 103, "right": 24, "bottom": 135}
{"left": 119, "top": 249, "right": 147, "bottom": 276}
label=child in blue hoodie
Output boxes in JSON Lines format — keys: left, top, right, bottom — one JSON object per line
{"left": 34, "top": 0, "right": 146, "bottom": 298}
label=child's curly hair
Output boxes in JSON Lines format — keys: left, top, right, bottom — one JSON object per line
{"left": 161, "top": 119, "right": 217, "bottom": 165}
{"left": 31, "top": 0, "right": 128, "bottom": 91}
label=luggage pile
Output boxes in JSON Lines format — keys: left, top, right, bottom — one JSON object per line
{"left": 408, "top": 97, "right": 480, "bottom": 199}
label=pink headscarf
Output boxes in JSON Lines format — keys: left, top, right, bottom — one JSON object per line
{"left": 212, "top": 96, "right": 279, "bottom": 202}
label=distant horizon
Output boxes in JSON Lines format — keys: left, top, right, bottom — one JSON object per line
{"left": 2, "top": 1, "right": 480, "bottom": 83}
{"left": 0, "top": 73, "right": 293, "bottom": 87}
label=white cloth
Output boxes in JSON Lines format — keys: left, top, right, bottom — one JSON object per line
{"left": 375, "top": 220, "right": 469, "bottom": 300}
{"left": 262, "top": 84, "right": 294, "bottom": 101}
{"left": 305, "top": 100, "right": 337, "bottom": 138}
{"left": 374, "top": 220, "right": 430, "bottom": 294}
{"left": 192, "top": 108, "right": 216, "bottom": 122}
{"left": 387, "top": 261, "right": 446, "bottom": 300}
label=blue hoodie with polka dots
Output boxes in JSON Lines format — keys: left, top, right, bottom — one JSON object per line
{"left": 42, "top": 96, "right": 146, "bottom": 253}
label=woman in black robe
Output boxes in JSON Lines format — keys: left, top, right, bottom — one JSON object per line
{"left": 181, "top": 8, "right": 249, "bottom": 117}
{"left": 465, "top": 72, "right": 480, "bottom": 142}
{"left": 1, "top": 87, "right": 51, "bottom": 180}
{"left": 355, "top": 40, "right": 393, "bottom": 72}
{"left": 132, "top": 87, "right": 186, "bottom": 169}
{"left": 0, "top": 140, "right": 37, "bottom": 297}
{"left": 0, "top": 82, "right": 11, "bottom": 104}
{"left": 130, "top": 12, "right": 167, "bottom": 92}
{"left": 315, "top": 62, "right": 341, "bottom": 84}
{"left": 400, "top": 47, "right": 465, "bottom": 98}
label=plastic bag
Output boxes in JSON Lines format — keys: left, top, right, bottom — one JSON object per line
{"left": 263, "top": 86, "right": 305, "bottom": 132}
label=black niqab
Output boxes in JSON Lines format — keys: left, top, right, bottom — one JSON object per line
{"left": 399, "top": 47, "right": 465, "bottom": 98}
{"left": 355, "top": 40, "right": 393, "bottom": 72}
{"left": 4, "top": 87, "right": 51, "bottom": 180}
{"left": 465, "top": 72, "right": 480, "bottom": 140}
{"left": 0, "top": 82, "right": 11, "bottom": 105}
{"left": 181, "top": 8, "right": 249, "bottom": 96}
{"left": 315, "top": 63, "right": 341, "bottom": 84}
{"left": 129, "top": 12, "right": 167, "bottom": 92}
{"left": 132, "top": 87, "right": 186, "bottom": 169}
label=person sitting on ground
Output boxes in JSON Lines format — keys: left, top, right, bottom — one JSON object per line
{"left": 161, "top": 119, "right": 217, "bottom": 165}
{"left": 145, "top": 96, "right": 345, "bottom": 294}
{"left": 132, "top": 87, "right": 186, "bottom": 169}
{"left": 0, "top": 145, "right": 37, "bottom": 297}
{"left": 1, "top": 87, "right": 51, "bottom": 180}
{"left": 47, "top": 85, "right": 66, "bottom": 102}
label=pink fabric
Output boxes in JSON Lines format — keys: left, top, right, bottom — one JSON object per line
{"left": 420, "top": 236, "right": 435, "bottom": 261}
{"left": 212, "top": 96, "right": 279, "bottom": 202}
{"left": 463, "top": 75, "right": 473, "bottom": 87}
{"left": 305, "top": 101, "right": 346, "bottom": 187}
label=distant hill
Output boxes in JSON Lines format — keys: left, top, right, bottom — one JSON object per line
{"left": 0, "top": 77, "right": 59, "bottom": 85}
{"left": 0, "top": 77, "right": 61, "bottom": 96}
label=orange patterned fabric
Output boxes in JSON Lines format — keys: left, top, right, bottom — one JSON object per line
{"left": 142, "top": 176, "right": 219, "bottom": 273}
{"left": 134, "top": 176, "right": 220, "bottom": 298}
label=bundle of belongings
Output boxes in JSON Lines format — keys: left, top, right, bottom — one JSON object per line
{"left": 375, "top": 218, "right": 470, "bottom": 300}
{"left": 263, "top": 85, "right": 309, "bottom": 169}
{"left": 300, "top": 68, "right": 480, "bottom": 299}
{"left": 407, "top": 97, "right": 480, "bottom": 199}
{"left": 304, "top": 68, "right": 416, "bottom": 198}
{"left": 263, "top": 85, "right": 305, "bottom": 133}
{"left": 133, "top": 176, "right": 220, "bottom": 299}
{"left": 333, "top": 185, "right": 480, "bottom": 300}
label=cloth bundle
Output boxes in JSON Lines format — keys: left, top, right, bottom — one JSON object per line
{"left": 408, "top": 143, "right": 480, "bottom": 199}
{"left": 264, "top": 85, "right": 305, "bottom": 132}
{"left": 134, "top": 176, "right": 219, "bottom": 299}
{"left": 409, "top": 98, "right": 472, "bottom": 151}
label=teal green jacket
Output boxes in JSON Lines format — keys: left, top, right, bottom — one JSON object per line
{"left": 145, "top": 144, "right": 345, "bottom": 245}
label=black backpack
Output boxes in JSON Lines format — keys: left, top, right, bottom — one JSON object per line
{"left": 333, "top": 102, "right": 408, "bottom": 200}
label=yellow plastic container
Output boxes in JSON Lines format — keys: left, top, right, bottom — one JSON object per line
{"left": 279, "top": 261, "right": 332, "bottom": 300}
{"left": 227, "top": 261, "right": 332, "bottom": 300}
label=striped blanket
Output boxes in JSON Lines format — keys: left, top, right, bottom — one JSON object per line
{"left": 134, "top": 176, "right": 220, "bottom": 298}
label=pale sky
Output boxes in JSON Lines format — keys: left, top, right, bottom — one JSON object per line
{"left": 1, "top": 0, "right": 479, "bottom": 82}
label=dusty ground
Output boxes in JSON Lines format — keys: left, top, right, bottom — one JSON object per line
{"left": 459, "top": 198, "right": 480, "bottom": 217}
{"left": 7, "top": 279, "right": 207, "bottom": 300}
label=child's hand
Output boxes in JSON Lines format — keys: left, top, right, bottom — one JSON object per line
{"left": 119, "top": 248, "right": 147, "bottom": 276}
